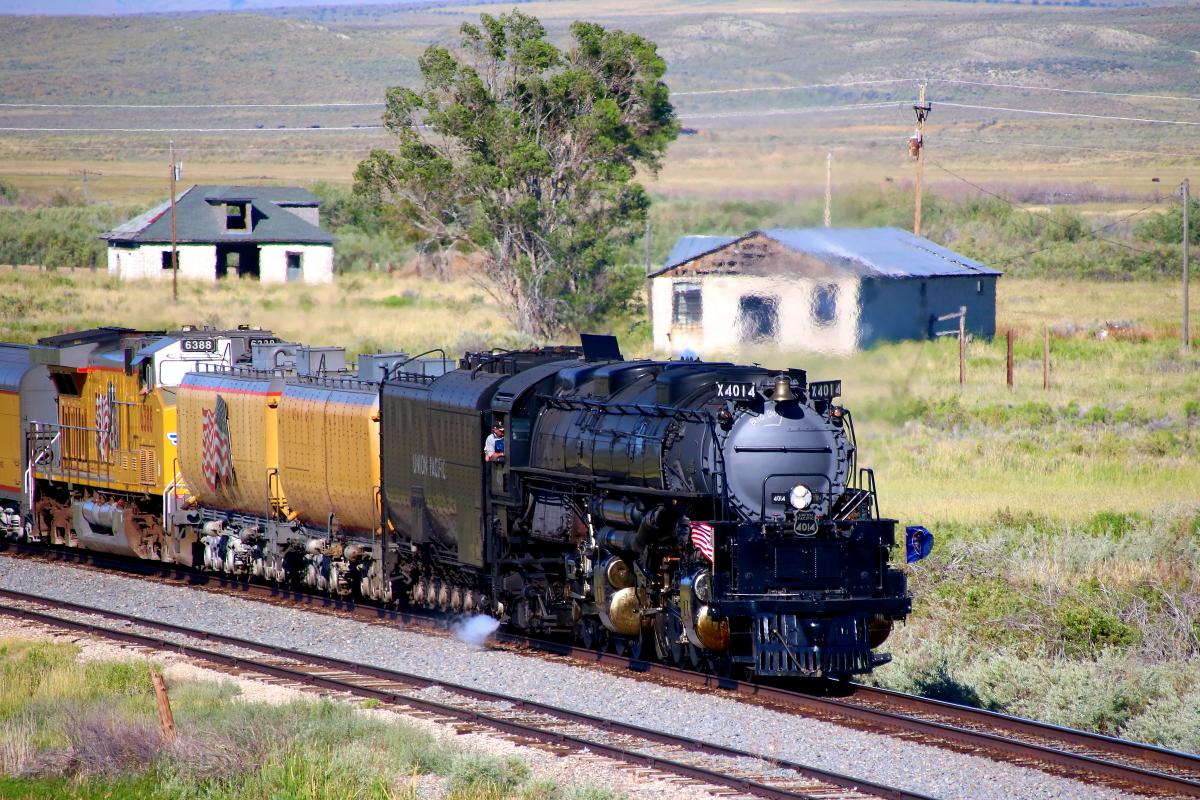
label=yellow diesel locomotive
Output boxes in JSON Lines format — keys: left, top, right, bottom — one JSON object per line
{"left": 1, "top": 326, "right": 435, "bottom": 605}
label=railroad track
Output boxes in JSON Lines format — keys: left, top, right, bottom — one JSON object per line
{"left": 0, "top": 585, "right": 930, "bottom": 800}
{"left": 3, "top": 541, "right": 1200, "bottom": 798}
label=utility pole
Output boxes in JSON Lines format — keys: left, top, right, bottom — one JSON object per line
{"left": 911, "top": 84, "right": 931, "bottom": 237}
{"left": 824, "top": 148, "right": 833, "bottom": 228}
{"left": 69, "top": 169, "right": 102, "bottom": 204}
{"left": 1183, "top": 178, "right": 1190, "bottom": 352}
{"left": 169, "top": 141, "right": 179, "bottom": 303}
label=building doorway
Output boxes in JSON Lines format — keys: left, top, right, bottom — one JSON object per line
{"left": 215, "top": 244, "right": 261, "bottom": 279}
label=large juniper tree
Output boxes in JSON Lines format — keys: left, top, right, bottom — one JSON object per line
{"left": 354, "top": 11, "right": 678, "bottom": 338}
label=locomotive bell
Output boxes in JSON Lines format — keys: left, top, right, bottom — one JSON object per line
{"left": 772, "top": 375, "right": 796, "bottom": 402}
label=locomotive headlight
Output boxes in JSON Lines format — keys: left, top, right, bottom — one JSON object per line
{"left": 788, "top": 484, "right": 813, "bottom": 510}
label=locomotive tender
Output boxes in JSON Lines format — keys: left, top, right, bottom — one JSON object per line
{"left": 0, "top": 327, "right": 910, "bottom": 680}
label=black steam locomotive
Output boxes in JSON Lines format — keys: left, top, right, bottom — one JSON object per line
{"left": 381, "top": 336, "right": 910, "bottom": 679}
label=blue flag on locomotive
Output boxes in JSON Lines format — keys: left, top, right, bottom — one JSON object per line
{"left": 905, "top": 526, "right": 934, "bottom": 563}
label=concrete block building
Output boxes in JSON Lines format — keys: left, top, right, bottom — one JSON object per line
{"left": 652, "top": 227, "right": 1000, "bottom": 355}
{"left": 102, "top": 186, "right": 336, "bottom": 284}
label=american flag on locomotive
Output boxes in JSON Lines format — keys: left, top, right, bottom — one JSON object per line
{"left": 689, "top": 521, "right": 715, "bottom": 563}
{"left": 201, "top": 395, "right": 234, "bottom": 491}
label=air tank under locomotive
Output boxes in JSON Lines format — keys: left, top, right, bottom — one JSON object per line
{"left": 382, "top": 341, "right": 910, "bottom": 679}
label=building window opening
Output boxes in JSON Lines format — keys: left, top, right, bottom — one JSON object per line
{"left": 672, "top": 283, "right": 703, "bottom": 325}
{"left": 738, "top": 295, "right": 779, "bottom": 343}
{"left": 812, "top": 284, "right": 838, "bottom": 326}
{"left": 161, "top": 251, "right": 175, "bottom": 270}
{"left": 286, "top": 252, "right": 303, "bottom": 282}
{"left": 977, "top": 280, "right": 984, "bottom": 294}
{"left": 226, "top": 203, "right": 247, "bottom": 230}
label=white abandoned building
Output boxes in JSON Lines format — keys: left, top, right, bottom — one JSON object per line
{"left": 651, "top": 227, "right": 1000, "bottom": 355}
{"left": 101, "top": 186, "right": 336, "bottom": 284}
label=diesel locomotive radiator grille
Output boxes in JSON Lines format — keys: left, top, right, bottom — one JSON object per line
{"left": 752, "top": 613, "right": 875, "bottom": 677}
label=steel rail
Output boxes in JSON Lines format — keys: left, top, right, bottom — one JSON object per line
{"left": 522, "top": 642, "right": 1200, "bottom": 792}
{"left": 847, "top": 683, "right": 1200, "bottom": 776}
{"left": 0, "top": 585, "right": 931, "bottom": 800}
{"left": 3, "top": 541, "right": 1199, "bottom": 796}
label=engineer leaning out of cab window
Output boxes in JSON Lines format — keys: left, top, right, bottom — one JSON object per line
{"left": 484, "top": 422, "right": 505, "bottom": 463}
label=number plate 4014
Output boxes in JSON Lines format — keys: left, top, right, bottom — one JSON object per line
{"left": 715, "top": 381, "right": 757, "bottom": 400}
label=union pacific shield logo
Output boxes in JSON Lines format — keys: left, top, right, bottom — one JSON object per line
{"left": 201, "top": 395, "right": 234, "bottom": 490}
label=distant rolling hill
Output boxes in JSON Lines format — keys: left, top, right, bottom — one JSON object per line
{"left": 4, "top": 0, "right": 1200, "bottom": 196}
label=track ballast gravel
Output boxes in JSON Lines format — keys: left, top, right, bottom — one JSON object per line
{"left": 0, "top": 555, "right": 1140, "bottom": 800}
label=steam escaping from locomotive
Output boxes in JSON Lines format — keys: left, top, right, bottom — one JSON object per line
{"left": 452, "top": 615, "right": 501, "bottom": 647}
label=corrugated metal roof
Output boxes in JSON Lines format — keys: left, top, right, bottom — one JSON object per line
{"left": 662, "top": 235, "right": 739, "bottom": 272}
{"left": 102, "top": 185, "right": 336, "bottom": 245}
{"left": 659, "top": 227, "right": 1000, "bottom": 278}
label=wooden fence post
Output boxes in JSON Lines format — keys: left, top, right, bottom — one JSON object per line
{"left": 958, "top": 308, "right": 966, "bottom": 386}
{"left": 148, "top": 661, "right": 176, "bottom": 740}
{"left": 1006, "top": 329, "right": 1014, "bottom": 389}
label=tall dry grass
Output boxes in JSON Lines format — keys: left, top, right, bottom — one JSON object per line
{"left": 0, "top": 270, "right": 524, "bottom": 357}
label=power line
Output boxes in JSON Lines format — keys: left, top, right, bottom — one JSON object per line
{"left": 936, "top": 101, "right": 1200, "bottom": 127}
{"left": 5, "top": 77, "right": 1199, "bottom": 112}
{"left": 934, "top": 79, "right": 1200, "bottom": 105}
{"left": 925, "top": 157, "right": 1166, "bottom": 261}
{"left": 679, "top": 101, "right": 899, "bottom": 121}
{"left": 674, "top": 79, "right": 911, "bottom": 97}
{"left": 0, "top": 141, "right": 382, "bottom": 153}
{"left": 0, "top": 81, "right": 911, "bottom": 108}
{"left": 0, "top": 126, "right": 386, "bottom": 133}
{"left": 935, "top": 135, "right": 1200, "bottom": 159}
{"left": 676, "top": 76, "right": 1200, "bottom": 104}
{"left": 0, "top": 101, "right": 383, "bottom": 109}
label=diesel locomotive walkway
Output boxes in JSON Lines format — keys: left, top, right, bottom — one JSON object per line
{"left": 0, "top": 585, "right": 928, "bottom": 800}
{"left": 2, "top": 541, "right": 1198, "bottom": 798}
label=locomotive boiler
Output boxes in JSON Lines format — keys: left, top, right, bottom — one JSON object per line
{"left": 382, "top": 336, "right": 910, "bottom": 679}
